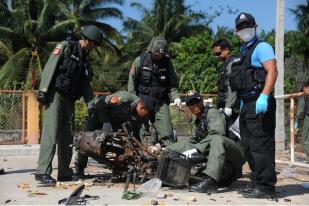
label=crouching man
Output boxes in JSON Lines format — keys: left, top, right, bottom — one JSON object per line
{"left": 73, "top": 91, "right": 151, "bottom": 180}
{"left": 167, "top": 90, "right": 244, "bottom": 193}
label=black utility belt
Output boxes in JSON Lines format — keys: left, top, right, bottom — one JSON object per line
{"left": 55, "top": 89, "right": 79, "bottom": 101}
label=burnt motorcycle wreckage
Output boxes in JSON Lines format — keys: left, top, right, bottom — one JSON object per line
{"left": 73, "top": 124, "right": 208, "bottom": 189}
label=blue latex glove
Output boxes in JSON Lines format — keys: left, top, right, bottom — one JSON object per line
{"left": 294, "top": 122, "right": 298, "bottom": 129}
{"left": 256, "top": 93, "right": 269, "bottom": 114}
{"left": 240, "top": 100, "right": 244, "bottom": 111}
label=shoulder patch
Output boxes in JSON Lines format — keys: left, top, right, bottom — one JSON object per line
{"left": 130, "top": 65, "right": 135, "bottom": 74}
{"left": 232, "top": 57, "right": 241, "bottom": 63}
{"left": 110, "top": 96, "right": 120, "bottom": 104}
{"left": 52, "top": 44, "right": 62, "bottom": 55}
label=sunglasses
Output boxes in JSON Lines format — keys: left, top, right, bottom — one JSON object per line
{"left": 215, "top": 51, "right": 222, "bottom": 57}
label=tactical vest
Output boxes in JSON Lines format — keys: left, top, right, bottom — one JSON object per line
{"left": 228, "top": 39, "right": 266, "bottom": 96}
{"left": 106, "top": 99, "right": 136, "bottom": 124}
{"left": 137, "top": 52, "right": 170, "bottom": 100}
{"left": 55, "top": 41, "right": 92, "bottom": 100}
{"left": 305, "top": 97, "right": 309, "bottom": 116}
{"left": 217, "top": 56, "right": 236, "bottom": 108}
{"left": 195, "top": 106, "right": 210, "bottom": 141}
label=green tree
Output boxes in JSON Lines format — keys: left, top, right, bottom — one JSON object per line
{"left": 171, "top": 32, "right": 218, "bottom": 93}
{"left": 0, "top": 0, "right": 124, "bottom": 89}
{"left": 55, "top": 0, "right": 124, "bottom": 54}
{"left": 290, "top": 0, "right": 309, "bottom": 60}
{"left": 0, "top": 0, "right": 61, "bottom": 89}
{"left": 122, "top": 0, "right": 208, "bottom": 57}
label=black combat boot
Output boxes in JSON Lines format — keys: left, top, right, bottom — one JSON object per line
{"left": 72, "top": 166, "right": 85, "bottom": 181}
{"left": 35, "top": 174, "right": 56, "bottom": 186}
{"left": 190, "top": 175, "right": 217, "bottom": 193}
{"left": 242, "top": 188, "right": 276, "bottom": 200}
{"left": 237, "top": 182, "right": 256, "bottom": 194}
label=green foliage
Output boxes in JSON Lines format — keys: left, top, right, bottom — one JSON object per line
{"left": 74, "top": 100, "right": 88, "bottom": 131}
{"left": 122, "top": 0, "right": 209, "bottom": 58}
{"left": 171, "top": 32, "right": 217, "bottom": 93}
{"left": 290, "top": 0, "right": 309, "bottom": 61}
{"left": 284, "top": 78, "right": 297, "bottom": 94}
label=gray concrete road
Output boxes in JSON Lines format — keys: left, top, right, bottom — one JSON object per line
{"left": 1, "top": 154, "right": 309, "bottom": 205}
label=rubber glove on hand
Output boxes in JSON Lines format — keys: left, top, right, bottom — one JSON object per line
{"left": 173, "top": 98, "right": 182, "bottom": 107}
{"left": 182, "top": 148, "right": 198, "bottom": 158}
{"left": 294, "top": 121, "right": 299, "bottom": 134}
{"left": 256, "top": 93, "right": 269, "bottom": 114}
{"left": 224, "top": 108, "right": 233, "bottom": 116}
{"left": 294, "top": 122, "right": 299, "bottom": 129}
{"left": 240, "top": 100, "right": 244, "bottom": 111}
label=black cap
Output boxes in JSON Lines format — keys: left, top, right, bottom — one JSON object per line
{"left": 235, "top": 12, "right": 256, "bottom": 29}
{"left": 139, "top": 96, "right": 158, "bottom": 113}
{"left": 185, "top": 90, "right": 202, "bottom": 105}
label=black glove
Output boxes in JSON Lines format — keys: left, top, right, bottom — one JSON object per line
{"left": 88, "top": 107, "right": 96, "bottom": 120}
{"left": 37, "top": 91, "right": 47, "bottom": 105}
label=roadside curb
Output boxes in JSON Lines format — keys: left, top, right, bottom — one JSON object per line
{"left": 0, "top": 144, "right": 40, "bottom": 156}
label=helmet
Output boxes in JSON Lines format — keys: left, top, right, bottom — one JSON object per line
{"left": 235, "top": 12, "right": 256, "bottom": 29}
{"left": 147, "top": 37, "right": 168, "bottom": 54}
{"left": 81, "top": 25, "right": 103, "bottom": 45}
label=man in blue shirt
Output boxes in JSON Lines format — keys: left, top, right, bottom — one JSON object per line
{"left": 229, "top": 12, "right": 278, "bottom": 199}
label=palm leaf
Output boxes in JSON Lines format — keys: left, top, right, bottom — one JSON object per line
{"left": 0, "top": 48, "right": 31, "bottom": 86}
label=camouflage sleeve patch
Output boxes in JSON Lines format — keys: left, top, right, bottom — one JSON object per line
{"left": 110, "top": 96, "right": 120, "bottom": 104}
{"left": 130, "top": 64, "right": 136, "bottom": 74}
{"left": 52, "top": 43, "right": 63, "bottom": 55}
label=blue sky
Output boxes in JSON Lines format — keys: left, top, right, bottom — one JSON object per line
{"left": 104, "top": 0, "right": 306, "bottom": 33}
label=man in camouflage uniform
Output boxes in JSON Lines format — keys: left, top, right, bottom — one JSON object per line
{"left": 212, "top": 39, "right": 239, "bottom": 122}
{"left": 128, "top": 37, "right": 181, "bottom": 146}
{"left": 295, "top": 81, "right": 309, "bottom": 157}
{"left": 74, "top": 91, "right": 151, "bottom": 179}
{"left": 35, "top": 25, "right": 103, "bottom": 185}
{"left": 167, "top": 90, "right": 244, "bottom": 193}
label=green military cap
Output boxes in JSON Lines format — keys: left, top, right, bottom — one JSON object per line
{"left": 147, "top": 37, "right": 168, "bottom": 54}
{"left": 81, "top": 25, "right": 103, "bottom": 45}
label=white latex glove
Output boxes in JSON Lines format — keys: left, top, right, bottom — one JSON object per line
{"left": 224, "top": 108, "right": 232, "bottom": 117}
{"left": 173, "top": 98, "right": 182, "bottom": 107}
{"left": 182, "top": 148, "right": 198, "bottom": 158}
{"left": 102, "top": 122, "right": 113, "bottom": 132}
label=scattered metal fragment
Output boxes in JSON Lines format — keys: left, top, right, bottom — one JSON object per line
{"left": 0, "top": 168, "right": 5, "bottom": 175}
{"left": 210, "top": 198, "right": 216, "bottom": 201}
{"left": 284, "top": 198, "right": 291, "bottom": 202}
{"left": 188, "top": 196, "right": 197, "bottom": 202}
{"left": 150, "top": 199, "right": 159, "bottom": 205}
{"left": 18, "top": 182, "right": 30, "bottom": 189}
{"left": 58, "top": 184, "right": 85, "bottom": 205}
{"left": 156, "top": 193, "right": 166, "bottom": 199}
{"left": 28, "top": 192, "right": 48, "bottom": 197}
{"left": 4, "top": 200, "right": 11, "bottom": 204}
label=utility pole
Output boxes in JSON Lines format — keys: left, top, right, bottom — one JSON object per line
{"left": 275, "top": 0, "right": 285, "bottom": 152}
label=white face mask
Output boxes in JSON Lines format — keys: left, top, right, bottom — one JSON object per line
{"left": 238, "top": 28, "right": 256, "bottom": 42}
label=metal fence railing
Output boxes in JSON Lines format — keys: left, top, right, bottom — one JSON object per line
{"left": 0, "top": 90, "right": 27, "bottom": 144}
{"left": 275, "top": 92, "right": 309, "bottom": 168}
{"left": 0, "top": 89, "right": 308, "bottom": 169}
